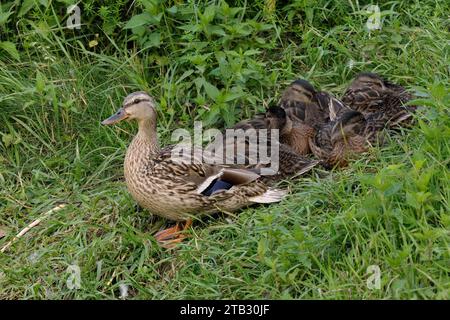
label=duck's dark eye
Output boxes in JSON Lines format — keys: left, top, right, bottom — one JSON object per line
{"left": 133, "top": 99, "right": 141, "bottom": 104}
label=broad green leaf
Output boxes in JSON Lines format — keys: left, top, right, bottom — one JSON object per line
{"left": 209, "top": 26, "right": 226, "bottom": 36}
{"left": 175, "top": 70, "right": 194, "bottom": 85}
{"left": 18, "top": 0, "right": 36, "bottom": 17}
{"left": 202, "top": 106, "right": 221, "bottom": 126}
{"left": 0, "top": 41, "right": 20, "bottom": 60}
{"left": 36, "top": 71, "right": 46, "bottom": 93}
{"left": 224, "top": 91, "right": 245, "bottom": 102}
{"left": 408, "top": 98, "right": 435, "bottom": 107}
{"left": 178, "top": 24, "right": 201, "bottom": 33}
{"left": 405, "top": 192, "right": 420, "bottom": 209}
{"left": 441, "top": 213, "right": 450, "bottom": 228}
{"left": 124, "top": 13, "right": 150, "bottom": 29}
{"left": 430, "top": 83, "right": 446, "bottom": 101}
{"left": 144, "top": 32, "right": 161, "bottom": 48}
{"left": 384, "top": 182, "right": 402, "bottom": 197}
{"left": 124, "top": 12, "right": 161, "bottom": 29}
{"left": 193, "top": 77, "right": 204, "bottom": 92}
{"left": 166, "top": 6, "right": 178, "bottom": 15}
{"left": 203, "top": 81, "right": 220, "bottom": 100}
{"left": 137, "top": 0, "right": 158, "bottom": 12}
{"left": 201, "top": 5, "right": 216, "bottom": 24}
{"left": 257, "top": 239, "right": 268, "bottom": 259}
{"left": 221, "top": 105, "right": 236, "bottom": 127}
{"left": 0, "top": 12, "right": 12, "bottom": 24}
{"left": 244, "top": 49, "right": 260, "bottom": 56}
{"left": 2, "top": 134, "right": 14, "bottom": 147}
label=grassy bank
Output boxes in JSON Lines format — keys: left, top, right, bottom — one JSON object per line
{"left": 0, "top": 0, "right": 448, "bottom": 299}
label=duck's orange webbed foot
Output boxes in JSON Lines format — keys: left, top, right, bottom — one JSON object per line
{"left": 154, "top": 219, "right": 192, "bottom": 248}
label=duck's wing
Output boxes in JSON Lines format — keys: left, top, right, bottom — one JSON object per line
{"left": 203, "top": 128, "right": 319, "bottom": 181}
{"left": 204, "top": 124, "right": 278, "bottom": 168}
{"left": 155, "top": 145, "right": 266, "bottom": 196}
{"left": 310, "top": 122, "right": 333, "bottom": 153}
{"left": 316, "top": 91, "right": 353, "bottom": 121}
{"left": 274, "top": 144, "right": 321, "bottom": 179}
{"left": 381, "top": 91, "right": 417, "bottom": 127}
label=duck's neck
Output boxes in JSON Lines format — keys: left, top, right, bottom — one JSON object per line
{"left": 126, "top": 118, "right": 160, "bottom": 167}
{"left": 281, "top": 116, "right": 293, "bottom": 136}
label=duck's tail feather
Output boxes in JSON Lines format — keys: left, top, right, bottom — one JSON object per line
{"left": 289, "top": 159, "right": 321, "bottom": 179}
{"left": 248, "top": 188, "right": 287, "bottom": 203}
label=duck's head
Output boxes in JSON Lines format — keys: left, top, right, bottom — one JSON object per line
{"left": 281, "top": 78, "right": 317, "bottom": 104}
{"left": 101, "top": 91, "right": 157, "bottom": 125}
{"left": 265, "top": 105, "right": 294, "bottom": 136}
{"left": 352, "top": 72, "right": 386, "bottom": 91}
{"left": 291, "top": 79, "right": 317, "bottom": 95}
{"left": 331, "top": 110, "right": 366, "bottom": 142}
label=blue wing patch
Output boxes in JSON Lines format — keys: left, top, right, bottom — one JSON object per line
{"left": 201, "top": 179, "right": 234, "bottom": 196}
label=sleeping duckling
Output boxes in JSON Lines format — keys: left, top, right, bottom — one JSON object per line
{"left": 308, "top": 106, "right": 409, "bottom": 169}
{"left": 308, "top": 110, "right": 369, "bottom": 169}
{"left": 260, "top": 105, "right": 371, "bottom": 169}
{"left": 280, "top": 78, "right": 352, "bottom": 126}
{"left": 342, "top": 72, "right": 417, "bottom": 127}
{"left": 264, "top": 105, "right": 315, "bottom": 156}
{"left": 231, "top": 79, "right": 351, "bottom": 157}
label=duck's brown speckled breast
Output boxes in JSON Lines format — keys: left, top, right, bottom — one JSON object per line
{"left": 123, "top": 141, "right": 199, "bottom": 221}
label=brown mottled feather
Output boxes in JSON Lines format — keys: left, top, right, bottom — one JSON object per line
{"left": 342, "top": 72, "right": 417, "bottom": 127}
{"left": 308, "top": 111, "right": 370, "bottom": 168}
{"left": 280, "top": 79, "right": 352, "bottom": 126}
{"left": 207, "top": 110, "right": 319, "bottom": 180}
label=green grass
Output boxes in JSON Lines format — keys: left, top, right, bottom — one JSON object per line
{"left": 0, "top": 0, "right": 449, "bottom": 299}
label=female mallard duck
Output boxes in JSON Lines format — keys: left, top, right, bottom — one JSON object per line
{"left": 101, "top": 92, "right": 317, "bottom": 247}
{"left": 342, "top": 72, "right": 417, "bottom": 127}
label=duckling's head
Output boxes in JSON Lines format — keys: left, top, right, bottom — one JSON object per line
{"left": 291, "top": 79, "right": 317, "bottom": 95}
{"left": 265, "top": 105, "right": 295, "bottom": 136}
{"left": 339, "top": 110, "right": 366, "bottom": 127}
{"left": 266, "top": 105, "right": 287, "bottom": 129}
{"left": 101, "top": 91, "right": 157, "bottom": 125}
{"left": 280, "top": 79, "right": 317, "bottom": 104}
{"left": 352, "top": 72, "right": 385, "bottom": 90}
{"left": 331, "top": 110, "right": 366, "bottom": 142}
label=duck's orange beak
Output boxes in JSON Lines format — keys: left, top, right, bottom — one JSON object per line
{"left": 101, "top": 108, "right": 128, "bottom": 125}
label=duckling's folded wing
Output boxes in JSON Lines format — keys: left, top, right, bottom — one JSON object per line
{"left": 316, "top": 92, "right": 352, "bottom": 121}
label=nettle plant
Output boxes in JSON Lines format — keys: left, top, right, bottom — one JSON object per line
{"left": 125, "top": 0, "right": 279, "bottom": 127}
{"left": 0, "top": 0, "right": 134, "bottom": 60}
